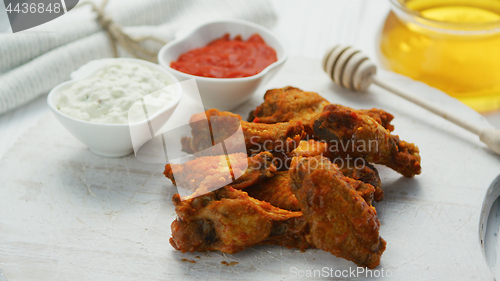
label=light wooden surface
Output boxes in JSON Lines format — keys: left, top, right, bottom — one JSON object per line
{"left": 1, "top": 56, "right": 499, "bottom": 280}
{"left": 1, "top": 0, "right": 500, "bottom": 280}
{"left": 0, "top": 0, "right": 499, "bottom": 160}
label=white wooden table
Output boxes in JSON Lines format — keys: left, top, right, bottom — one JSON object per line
{"left": 1, "top": 0, "right": 500, "bottom": 280}
{"left": 1, "top": 0, "right": 499, "bottom": 158}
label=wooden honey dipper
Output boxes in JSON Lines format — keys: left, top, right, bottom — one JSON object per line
{"left": 323, "top": 45, "right": 500, "bottom": 155}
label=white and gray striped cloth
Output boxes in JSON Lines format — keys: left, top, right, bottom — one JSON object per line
{"left": 0, "top": 0, "right": 277, "bottom": 114}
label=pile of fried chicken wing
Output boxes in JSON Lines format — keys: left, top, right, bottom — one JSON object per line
{"left": 164, "top": 87, "right": 421, "bottom": 269}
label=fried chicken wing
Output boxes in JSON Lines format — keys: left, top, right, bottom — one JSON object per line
{"left": 170, "top": 187, "right": 312, "bottom": 254}
{"left": 313, "top": 104, "right": 421, "bottom": 177}
{"left": 164, "top": 87, "right": 424, "bottom": 269}
{"left": 291, "top": 140, "right": 383, "bottom": 202}
{"left": 181, "top": 109, "right": 242, "bottom": 155}
{"left": 168, "top": 157, "right": 385, "bottom": 268}
{"left": 249, "top": 87, "right": 330, "bottom": 127}
{"left": 245, "top": 168, "right": 378, "bottom": 209}
{"left": 289, "top": 156, "right": 386, "bottom": 269}
{"left": 245, "top": 139, "right": 383, "bottom": 209}
{"left": 181, "top": 108, "right": 305, "bottom": 157}
{"left": 164, "top": 152, "right": 277, "bottom": 199}
{"left": 249, "top": 87, "right": 394, "bottom": 132}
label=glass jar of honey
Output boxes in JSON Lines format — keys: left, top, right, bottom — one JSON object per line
{"left": 378, "top": 0, "right": 500, "bottom": 112}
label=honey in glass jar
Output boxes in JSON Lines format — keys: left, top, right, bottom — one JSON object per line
{"left": 379, "top": 0, "right": 500, "bottom": 112}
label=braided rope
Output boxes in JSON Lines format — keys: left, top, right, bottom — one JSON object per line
{"left": 77, "top": 0, "right": 168, "bottom": 62}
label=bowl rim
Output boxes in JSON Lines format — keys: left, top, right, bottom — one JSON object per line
{"left": 47, "top": 58, "right": 182, "bottom": 128}
{"left": 158, "top": 18, "right": 288, "bottom": 82}
{"left": 389, "top": 0, "right": 500, "bottom": 34}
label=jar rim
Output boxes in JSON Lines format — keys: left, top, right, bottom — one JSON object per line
{"left": 389, "top": 0, "right": 500, "bottom": 34}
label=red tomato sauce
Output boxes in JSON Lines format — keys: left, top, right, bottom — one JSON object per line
{"left": 170, "top": 34, "right": 278, "bottom": 78}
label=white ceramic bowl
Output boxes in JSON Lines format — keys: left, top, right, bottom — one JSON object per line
{"left": 47, "top": 58, "right": 182, "bottom": 157}
{"left": 158, "top": 19, "right": 287, "bottom": 111}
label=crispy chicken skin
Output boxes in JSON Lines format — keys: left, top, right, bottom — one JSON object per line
{"left": 170, "top": 187, "right": 312, "bottom": 253}
{"left": 246, "top": 167, "right": 378, "bottom": 210}
{"left": 249, "top": 87, "right": 330, "bottom": 128}
{"left": 245, "top": 172, "right": 301, "bottom": 211}
{"left": 181, "top": 108, "right": 305, "bottom": 157}
{"left": 289, "top": 156, "right": 386, "bottom": 269}
{"left": 249, "top": 87, "right": 394, "bottom": 132}
{"left": 181, "top": 109, "right": 242, "bottom": 155}
{"left": 164, "top": 152, "right": 277, "bottom": 199}
{"left": 291, "top": 140, "right": 384, "bottom": 202}
{"left": 313, "top": 104, "right": 421, "bottom": 177}
{"left": 342, "top": 165, "right": 383, "bottom": 203}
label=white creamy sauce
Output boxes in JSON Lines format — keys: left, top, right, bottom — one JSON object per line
{"left": 56, "top": 61, "right": 176, "bottom": 124}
